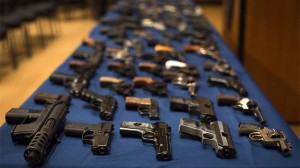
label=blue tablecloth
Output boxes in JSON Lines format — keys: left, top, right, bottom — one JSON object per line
{"left": 1, "top": 3, "right": 300, "bottom": 168}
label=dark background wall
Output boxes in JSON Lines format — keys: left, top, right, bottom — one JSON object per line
{"left": 222, "top": 0, "right": 300, "bottom": 122}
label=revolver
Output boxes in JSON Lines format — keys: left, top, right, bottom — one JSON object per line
{"left": 207, "top": 76, "right": 248, "bottom": 96}
{"left": 125, "top": 97, "right": 159, "bottom": 119}
{"left": 217, "top": 94, "right": 266, "bottom": 125}
{"left": 99, "top": 76, "right": 134, "bottom": 96}
{"left": 179, "top": 118, "right": 236, "bottom": 159}
{"left": 204, "top": 61, "right": 237, "bottom": 78}
{"left": 133, "top": 77, "right": 167, "bottom": 96}
{"left": 120, "top": 121, "right": 172, "bottom": 161}
{"left": 239, "top": 123, "right": 292, "bottom": 155}
{"left": 170, "top": 96, "right": 217, "bottom": 123}
{"left": 107, "top": 62, "right": 136, "bottom": 78}
{"left": 64, "top": 122, "right": 114, "bottom": 155}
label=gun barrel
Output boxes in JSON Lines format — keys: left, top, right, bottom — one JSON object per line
{"left": 217, "top": 94, "right": 241, "bottom": 106}
{"left": 254, "top": 108, "right": 267, "bottom": 125}
{"left": 5, "top": 108, "right": 40, "bottom": 124}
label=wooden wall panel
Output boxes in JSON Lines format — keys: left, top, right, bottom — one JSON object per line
{"left": 222, "top": 0, "right": 241, "bottom": 55}
{"left": 244, "top": 0, "right": 300, "bottom": 122}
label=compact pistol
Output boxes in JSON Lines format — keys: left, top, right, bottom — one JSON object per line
{"left": 120, "top": 121, "right": 172, "bottom": 161}
{"left": 64, "top": 122, "right": 114, "bottom": 155}
{"left": 125, "top": 97, "right": 159, "bottom": 119}
{"left": 179, "top": 118, "right": 236, "bottom": 159}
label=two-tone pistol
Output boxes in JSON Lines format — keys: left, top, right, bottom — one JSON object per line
{"left": 133, "top": 77, "right": 167, "bottom": 96}
{"left": 99, "top": 76, "right": 134, "bottom": 96}
{"left": 179, "top": 118, "right": 236, "bottom": 158}
{"left": 125, "top": 97, "right": 159, "bottom": 119}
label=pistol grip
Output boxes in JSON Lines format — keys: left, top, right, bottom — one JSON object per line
{"left": 238, "top": 122, "right": 261, "bottom": 135}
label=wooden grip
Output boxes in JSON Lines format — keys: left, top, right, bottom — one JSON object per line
{"left": 154, "top": 44, "right": 174, "bottom": 52}
{"left": 139, "top": 63, "right": 159, "bottom": 68}
{"left": 100, "top": 76, "right": 123, "bottom": 84}
{"left": 125, "top": 97, "right": 152, "bottom": 106}
{"left": 184, "top": 44, "right": 206, "bottom": 52}
{"left": 133, "top": 77, "right": 155, "bottom": 86}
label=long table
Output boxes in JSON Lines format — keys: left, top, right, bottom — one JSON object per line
{"left": 0, "top": 1, "right": 299, "bottom": 168}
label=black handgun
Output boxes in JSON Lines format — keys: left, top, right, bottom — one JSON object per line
{"left": 50, "top": 73, "right": 117, "bottom": 120}
{"left": 204, "top": 62, "right": 237, "bottom": 78}
{"left": 217, "top": 94, "right": 267, "bottom": 125}
{"left": 107, "top": 62, "right": 136, "bottom": 78}
{"left": 207, "top": 76, "right": 248, "bottom": 96}
{"left": 50, "top": 40, "right": 117, "bottom": 120}
{"left": 120, "top": 121, "right": 172, "bottom": 161}
{"left": 239, "top": 123, "right": 292, "bottom": 155}
{"left": 64, "top": 122, "right": 114, "bottom": 155}
{"left": 170, "top": 96, "right": 217, "bottom": 123}
{"left": 125, "top": 97, "right": 159, "bottom": 119}
{"left": 99, "top": 76, "right": 134, "bottom": 96}
{"left": 179, "top": 118, "right": 236, "bottom": 159}
{"left": 5, "top": 93, "right": 71, "bottom": 166}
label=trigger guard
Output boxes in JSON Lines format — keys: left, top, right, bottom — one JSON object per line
{"left": 82, "top": 130, "right": 95, "bottom": 144}
{"left": 142, "top": 132, "right": 156, "bottom": 142}
{"left": 137, "top": 106, "right": 149, "bottom": 115}
{"left": 249, "top": 132, "right": 263, "bottom": 141}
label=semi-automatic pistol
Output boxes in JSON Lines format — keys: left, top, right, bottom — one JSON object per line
{"left": 65, "top": 122, "right": 114, "bottom": 155}
{"left": 125, "top": 97, "right": 159, "bottom": 119}
{"left": 170, "top": 96, "right": 217, "bottom": 123}
{"left": 100, "top": 76, "right": 134, "bottom": 96}
{"left": 133, "top": 77, "right": 167, "bottom": 96}
{"left": 120, "top": 121, "right": 172, "bottom": 161}
{"left": 179, "top": 118, "right": 236, "bottom": 159}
